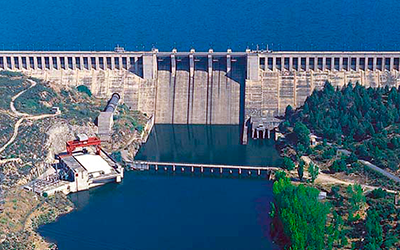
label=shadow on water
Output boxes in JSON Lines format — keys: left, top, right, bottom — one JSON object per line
{"left": 38, "top": 125, "right": 281, "bottom": 250}
{"left": 135, "top": 124, "right": 281, "bottom": 167}
{"left": 38, "top": 172, "right": 279, "bottom": 250}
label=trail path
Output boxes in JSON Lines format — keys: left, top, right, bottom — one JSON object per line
{"left": 0, "top": 79, "right": 60, "bottom": 155}
{"left": 301, "top": 156, "right": 397, "bottom": 194}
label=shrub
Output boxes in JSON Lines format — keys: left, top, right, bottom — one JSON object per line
{"left": 77, "top": 85, "right": 92, "bottom": 97}
{"left": 370, "top": 188, "right": 387, "bottom": 199}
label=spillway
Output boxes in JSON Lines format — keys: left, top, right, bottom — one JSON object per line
{"left": 1, "top": 49, "right": 400, "bottom": 126}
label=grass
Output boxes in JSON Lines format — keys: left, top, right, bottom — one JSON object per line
{"left": 0, "top": 76, "right": 28, "bottom": 110}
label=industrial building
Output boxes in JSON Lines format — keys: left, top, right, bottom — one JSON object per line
{"left": 25, "top": 135, "right": 124, "bottom": 196}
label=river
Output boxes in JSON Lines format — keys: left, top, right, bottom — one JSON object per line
{"left": 38, "top": 125, "right": 281, "bottom": 250}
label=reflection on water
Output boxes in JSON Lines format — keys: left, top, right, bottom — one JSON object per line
{"left": 38, "top": 125, "right": 281, "bottom": 250}
{"left": 39, "top": 173, "right": 278, "bottom": 250}
{"left": 135, "top": 124, "right": 281, "bottom": 166}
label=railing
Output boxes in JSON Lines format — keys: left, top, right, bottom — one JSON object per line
{"left": 132, "top": 160, "right": 278, "bottom": 177}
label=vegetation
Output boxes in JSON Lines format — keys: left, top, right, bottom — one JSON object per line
{"left": 271, "top": 172, "right": 330, "bottom": 249}
{"left": 77, "top": 85, "right": 92, "bottom": 97}
{"left": 308, "top": 162, "right": 319, "bottom": 183}
{"left": 297, "top": 159, "right": 304, "bottom": 181}
{"left": 14, "top": 80, "right": 104, "bottom": 123}
{"left": 284, "top": 82, "right": 400, "bottom": 172}
{"left": 0, "top": 74, "right": 29, "bottom": 109}
{"left": 113, "top": 103, "right": 145, "bottom": 134}
{"left": 0, "top": 70, "right": 24, "bottom": 77}
{"left": 275, "top": 81, "right": 400, "bottom": 249}
{"left": 282, "top": 156, "right": 295, "bottom": 170}
{"left": 272, "top": 172, "right": 400, "bottom": 249}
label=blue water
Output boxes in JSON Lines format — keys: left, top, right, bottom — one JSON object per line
{"left": 39, "top": 173, "right": 277, "bottom": 250}
{"left": 39, "top": 125, "right": 280, "bottom": 250}
{"left": 1, "top": 0, "right": 399, "bottom": 51}
{"left": 135, "top": 125, "right": 281, "bottom": 166}
{"left": 8, "top": 1, "right": 395, "bottom": 248}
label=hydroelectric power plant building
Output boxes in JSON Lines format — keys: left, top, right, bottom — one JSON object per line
{"left": 1, "top": 48, "right": 400, "bottom": 138}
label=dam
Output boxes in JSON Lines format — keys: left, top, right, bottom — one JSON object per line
{"left": 1, "top": 48, "right": 400, "bottom": 130}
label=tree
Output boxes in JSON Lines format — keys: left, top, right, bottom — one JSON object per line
{"left": 370, "top": 188, "right": 387, "bottom": 199}
{"left": 364, "top": 209, "right": 383, "bottom": 249}
{"left": 308, "top": 162, "right": 319, "bottom": 183}
{"left": 329, "top": 158, "right": 347, "bottom": 173}
{"left": 285, "top": 105, "right": 293, "bottom": 120}
{"left": 274, "top": 170, "right": 287, "bottom": 182}
{"left": 346, "top": 184, "right": 366, "bottom": 212}
{"left": 282, "top": 157, "right": 295, "bottom": 170}
{"left": 77, "top": 85, "right": 92, "bottom": 97}
{"left": 298, "top": 159, "right": 305, "bottom": 181}
{"left": 294, "top": 122, "right": 311, "bottom": 147}
{"left": 272, "top": 176, "right": 330, "bottom": 250}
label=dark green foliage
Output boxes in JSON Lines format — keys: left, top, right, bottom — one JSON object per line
{"left": 293, "top": 121, "right": 311, "bottom": 148}
{"left": 308, "top": 162, "right": 319, "bottom": 183}
{"left": 76, "top": 85, "right": 92, "bottom": 97}
{"left": 274, "top": 170, "right": 287, "bottom": 182}
{"left": 321, "top": 146, "right": 337, "bottom": 161}
{"left": 364, "top": 209, "right": 383, "bottom": 249}
{"left": 329, "top": 158, "right": 347, "bottom": 173}
{"left": 14, "top": 83, "right": 57, "bottom": 114}
{"left": 326, "top": 211, "right": 347, "bottom": 248}
{"left": 282, "top": 156, "right": 295, "bottom": 170}
{"left": 285, "top": 105, "right": 294, "bottom": 120}
{"left": 110, "top": 151, "right": 123, "bottom": 164}
{"left": 370, "top": 188, "right": 387, "bottom": 199}
{"left": 330, "top": 185, "right": 344, "bottom": 207}
{"left": 298, "top": 159, "right": 304, "bottom": 181}
{"left": 291, "top": 82, "right": 400, "bottom": 171}
{"left": 272, "top": 174, "right": 331, "bottom": 250}
{"left": 0, "top": 70, "right": 23, "bottom": 77}
{"left": 346, "top": 184, "right": 366, "bottom": 213}
{"left": 0, "top": 76, "right": 28, "bottom": 109}
{"left": 361, "top": 190, "right": 400, "bottom": 249}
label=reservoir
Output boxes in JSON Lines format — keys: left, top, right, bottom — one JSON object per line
{"left": 38, "top": 125, "right": 281, "bottom": 250}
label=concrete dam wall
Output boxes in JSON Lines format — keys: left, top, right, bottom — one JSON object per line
{"left": 155, "top": 52, "right": 245, "bottom": 124}
{"left": 1, "top": 50, "right": 400, "bottom": 125}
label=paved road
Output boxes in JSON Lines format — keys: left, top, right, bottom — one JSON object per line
{"left": 338, "top": 148, "right": 400, "bottom": 183}
{"left": 359, "top": 160, "right": 400, "bottom": 183}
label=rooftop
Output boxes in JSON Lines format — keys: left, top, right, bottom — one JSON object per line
{"left": 73, "top": 153, "right": 113, "bottom": 175}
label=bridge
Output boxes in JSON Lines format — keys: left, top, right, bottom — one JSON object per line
{"left": 1, "top": 48, "right": 400, "bottom": 139}
{"left": 132, "top": 160, "right": 278, "bottom": 177}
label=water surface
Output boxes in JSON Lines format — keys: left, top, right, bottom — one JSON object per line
{"left": 39, "top": 125, "right": 280, "bottom": 250}
{"left": 135, "top": 124, "right": 281, "bottom": 166}
{"left": 39, "top": 173, "right": 277, "bottom": 250}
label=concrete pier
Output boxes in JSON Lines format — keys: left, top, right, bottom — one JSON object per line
{"left": 132, "top": 160, "right": 275, "bottom": 178}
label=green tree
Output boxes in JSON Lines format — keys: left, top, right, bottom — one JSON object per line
{"left": 282, "top": 157, "right": 295, "bottom": 171}
{"left": 346, "top": 184, "right": 366, "bottom": 212}
{"left": 329, "top": 158, "right": 347, "bottom": 173}
{"left": 272, "top": 176, "right": 330, "bottom": 250}
{"left": 294, "top": 122, "right": 311, "bottom": 148}
{"left": 308, "top": 162, "right": 319, "bottom": 183}
{"left": 364, "top": 209, "right": 383, "bottom": 249}
{"left": 298, "top": 159, "right": 305, "bottom": 181}
{"left": 77, "top": 85, "right": 92, "bottom": 97}
{"left": 274, "top": 170, "right": 287, "bottom": 182}
{"left": 285, "top": 105, "right": 293, "bottom": 120}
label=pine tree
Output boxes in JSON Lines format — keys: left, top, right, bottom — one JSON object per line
{"left": 308, "top": 162, "right": 319, "bottom": 183}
